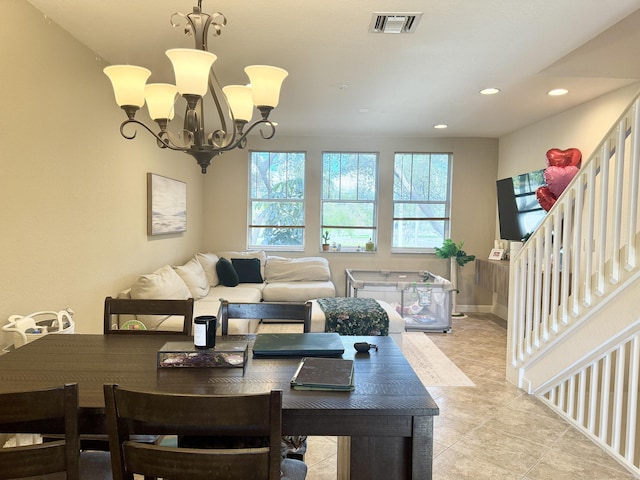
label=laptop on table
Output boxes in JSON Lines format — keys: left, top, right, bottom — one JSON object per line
{"left": 252, "top": 332, "right": 345, "bottom": 357}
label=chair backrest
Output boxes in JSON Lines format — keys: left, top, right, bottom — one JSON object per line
{"left": 104, "top": 296, "right": 194, "bottom": 335}
{"left": 104, "top": 384, "right": 283, "bottom": 480}
{"left": 218, "top": 301, "right": 312, "bottom": 335}
{"left": 0, "top": 384, "right": 80, "bottom": 480}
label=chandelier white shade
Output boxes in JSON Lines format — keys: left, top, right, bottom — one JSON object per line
{"left": 165, "top": 48, "right": 217, "bottom": 97}
{"left": 222, "top": 85, "right": 254, "bottom": 122}
{"left": 103, "top": 1, "right": 288, "bottom": 173}
{"left": 244, "top": 66, "right": 289, "bottom": 109}
{"left": 103, "top": 65, "right": 151, "bottom": 109}
{"left": 144, "top": 84, "right": 178, "bottom": 121}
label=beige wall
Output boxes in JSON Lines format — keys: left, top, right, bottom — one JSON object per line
{"left": 0, "top": 1, "right": 204, "bottom": 342}
{"left": 498, "top": 83, "right": 640, "bottom": 179}
{"left": 202, "top": 135, "right": 499, "bottom": 307}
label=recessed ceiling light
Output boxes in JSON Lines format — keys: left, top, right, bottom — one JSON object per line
{"left": 358, "top": 108, "right": 370, "bottom": 114}
{"left": 480, "top": 88, "right": 500, "bottom": 95}
{"left": 433, "top": 124, "right": 448, "bottom": 129}
{"left": 548, "top": 88, "right": 568, "bottom": 96}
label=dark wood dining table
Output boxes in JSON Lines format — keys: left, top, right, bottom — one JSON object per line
{"left": 0, "top": 333, "right": 439, "bottom": 479}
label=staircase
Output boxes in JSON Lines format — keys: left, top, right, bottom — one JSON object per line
{"left": 506, "top": 90, "right": 640, "bottom": 475}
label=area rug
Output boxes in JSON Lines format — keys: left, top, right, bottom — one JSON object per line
{"left": 402, "top": 332, "right": 475, "bottom": 387}
{"left": 257, "top": 323, "right": 474, "bottom": 387}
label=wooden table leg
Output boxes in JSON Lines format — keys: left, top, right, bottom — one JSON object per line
{"left": 336, "top": 416, "right": 433, "bottom": 480}
{"left": 337, "top": 437, "right": 350, "bottom": 480}
{"left": 412, "top": 415, "right": 433, "bottom": 479}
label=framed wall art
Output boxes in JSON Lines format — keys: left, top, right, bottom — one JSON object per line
{"left": 147, "top": 173, "right": 187, "bottom": 235}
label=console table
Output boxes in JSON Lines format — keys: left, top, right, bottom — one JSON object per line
{"left": 475, "top": 259, "right": 510, "bottom": 300}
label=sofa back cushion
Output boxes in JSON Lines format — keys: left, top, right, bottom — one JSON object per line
{"left": 173, "top": 257, "right": 210, "bottom": 299}
{"left": 195, "top": 253, "right": 220, "bottom": 287}
{"left": 129, "top": 265, "right": 192, "bottom": 325}
{"left": 265, "top": 256, "right": 331, "bottom": 282}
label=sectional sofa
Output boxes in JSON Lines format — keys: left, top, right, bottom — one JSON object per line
{"left": 115, "top": 250, "right": 336, "bottom": 334}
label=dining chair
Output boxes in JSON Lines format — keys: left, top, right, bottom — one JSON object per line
{"left": 0, "top": 383, "right": 111, "bottom": 480}
{"left": 103, "top": 296, "right": 194, "bottom": 335}
{"left": 218, "top": 300, "right": 312, "bottom": 335}
{"left": 98, "top": 296, "right": 195, "bottom": 476}
{"left": 217, "top": 300, "right": 311, "bottom": 461}
{"left": 104, "top": 384, "right": 307, "bottom": 480}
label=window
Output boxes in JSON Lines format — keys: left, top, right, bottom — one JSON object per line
{"left": 321, "top": 152, "right": 378, "bottom": 250}
{"left": 392, "top": 153, "right": 452, "bottom": 251}
{"left": 248, "top": 151, "right": 305, "bottom": 250}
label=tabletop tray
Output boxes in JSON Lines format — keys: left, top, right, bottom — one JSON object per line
{"left": 157, "top": 340, "right": 248, "bottom": 369}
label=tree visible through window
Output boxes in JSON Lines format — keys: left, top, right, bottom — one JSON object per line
{"left": 393, "top": 153, "right": 452, "bottom": 250}
{"left": 321, "top": 152, "right": 378, "bottom": 250}
{"left": 249, "top": 151, "right": 305, "bottom": 249}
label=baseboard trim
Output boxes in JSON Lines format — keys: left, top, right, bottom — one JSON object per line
{"left": 458, "top": 304, "right": 493, "bottom": 314}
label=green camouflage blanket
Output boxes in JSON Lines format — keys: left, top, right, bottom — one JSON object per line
{"left": 317, "top": 297, "right": 389, "bottom": 336}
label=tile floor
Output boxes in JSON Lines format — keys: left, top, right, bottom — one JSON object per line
{"left": 286, "top": 313, "right": 637, "bottom": 480}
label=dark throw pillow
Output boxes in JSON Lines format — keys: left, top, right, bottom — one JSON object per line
{"left": 231, "top": 258, "right": 264, "bottom": 283}
{"left": 216, "top": 257, "right": 239, "bottom": 287}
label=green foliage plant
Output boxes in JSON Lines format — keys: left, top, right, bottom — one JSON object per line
{"left": 322, "top": 230, "right": 330, "bottom": 244}
{"left": 434, "top": 239, "right": 476, "bottom": 267}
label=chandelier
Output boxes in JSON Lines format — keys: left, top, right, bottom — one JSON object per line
{"left": 104, "top": 1, "right": 288, "bottom": 174}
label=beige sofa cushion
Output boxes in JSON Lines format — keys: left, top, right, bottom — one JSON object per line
{"left": 262, "top": 281, "right": 335, "bottom": 302}
{"left": 130, "top": 265, "right": 191, "bottom": 326}
{"left": 200, "top": 284, "right": 264, "bottom": 303}
{"left": 174, "top": 257, "right": 210, "bottom": 299}
{"left": 196, "top": 252, "right": 220, "bottom": 287}
{"left": 265, "top": 256, "right": 331, "bottom": 282}
{"left": 130, "top": 265, "right": 191, "bottom": 300}
{"left": 159, "top": 284, "right": 264, "bottom": 335}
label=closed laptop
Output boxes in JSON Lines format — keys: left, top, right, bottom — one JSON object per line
{"left": 252, "top": 332, "right": 345, "bottom": 357}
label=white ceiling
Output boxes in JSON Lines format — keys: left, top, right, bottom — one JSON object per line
{"left": 26, "top": 0, "right": 640, "bottom": 138}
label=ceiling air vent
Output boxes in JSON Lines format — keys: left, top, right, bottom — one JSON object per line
{"left": 369, "top": 12, "right": 423, "bottom": 34}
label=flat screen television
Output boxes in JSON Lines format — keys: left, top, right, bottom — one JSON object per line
{"left": 496, "top": 169, "right": 547, "bottom": 241}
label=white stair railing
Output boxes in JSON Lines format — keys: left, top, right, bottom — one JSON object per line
{"left": 506, "top": 90, "right": 640, "bottom": 474}
{"left": 540, "top": 329, "right": 640, "bottom": 476}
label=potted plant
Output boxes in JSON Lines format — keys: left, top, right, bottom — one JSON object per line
{"left": 322, "top": 231, "right": 330, "bottom": 251}
{"left": 434, "top": 239, "right": 475, "bottom": 317}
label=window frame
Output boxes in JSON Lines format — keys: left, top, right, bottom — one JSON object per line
{"left": 247, "top": 150, "right": 306, "bottom": 251}
{"left": 320, "top": 151, "right": 379, "bottom": 252}
{"left": 391, "top": 152, "right": 453, "bottom": 253}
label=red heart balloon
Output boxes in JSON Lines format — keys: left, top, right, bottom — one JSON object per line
{"left": 546, "top": 148, "right": 582, "bottom": 168}
{"left": 536, "top": 186, "right": 556, "bottom": 212}
{"left": 545, "top": 165, "right": 579, "bottom": 197}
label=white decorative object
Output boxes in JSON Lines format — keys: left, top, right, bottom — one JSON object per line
{"left": 2, "top": 309, "right": 75, "bottom": 348}
{"left": 488, "top": 248, "right": 505, "bottom": 260}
